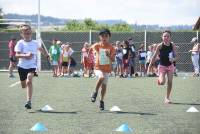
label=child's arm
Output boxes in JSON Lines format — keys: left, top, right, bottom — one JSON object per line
{"left": 15, "top": 51, "right": 33, "bottom": 59}
{"left": 147, "top": 44, "right": 161, "bottom": 73}
{"left": 172, "top": 43, "right": 179, "bottom": 62}
{"left": 67, "top": 57, "right": 71, "bottom": 71}
{"left": 38, "top": 47, "right": 49, "bottom": 59}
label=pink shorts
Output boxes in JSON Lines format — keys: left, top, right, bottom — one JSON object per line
{"left": 158, "top": 64, "right": 174, "bottom": 74}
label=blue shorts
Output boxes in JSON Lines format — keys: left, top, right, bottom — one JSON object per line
{"left": 139, "top": 60, "right": 146, "bottom": 65}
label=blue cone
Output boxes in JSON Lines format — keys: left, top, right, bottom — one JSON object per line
{"left": 30, "top": 122, "right": 48, "bottom": 131}
{"left": 115, "top": 123, "right": 133, "bottom": 133}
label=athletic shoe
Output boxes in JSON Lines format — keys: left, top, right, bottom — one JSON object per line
{"left": 9, "top": 74, "right": 15, "bottom": 78}
{"left": 91, "top": 92, "right": 97, "bottom": 102}
{"left": 173, "top": 72, "right": 178, "bottom": 76}
{"left": 34, "top": 72, "right": 38, "bottom": 77}
{"left": 152, "top": 73, "right": 157, "bottom": 77}
{"left": 119, "top": 74, "right": 124, "bottom": 78}
{"left": 25, "top": 101, "right": 31, "bottom": 109}
{"left": 99, "top": 101, "right": 104, "bottom": 110}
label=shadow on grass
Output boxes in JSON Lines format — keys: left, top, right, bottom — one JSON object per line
{"left": 99, "top": 110, "right": 156, "bottom": 115}
{"left": 29, "top": 110, "right": 79, "bottom": 114}
{"left": 171, "top": 102, "right": 200, "bottom": 105}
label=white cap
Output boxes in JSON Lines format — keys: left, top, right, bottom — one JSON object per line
{"left": 191, "top": 37, "right": 198, "bottom": 43}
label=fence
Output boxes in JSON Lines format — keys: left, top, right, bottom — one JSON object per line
{"left": 0, "top": 31, "right": 199, "bottom": 72}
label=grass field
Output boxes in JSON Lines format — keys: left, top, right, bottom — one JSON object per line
{"left": 0, "top": 72, "right": 200, "bottom": 134}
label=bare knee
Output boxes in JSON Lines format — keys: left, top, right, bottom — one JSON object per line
{"left": 99, "top": 77, "right": 105, "bottom": 81}
{"left": 21, "top": 81, "right": 26, "bottom": 88}
{"left": 22, "top": 85, "right": 26, "bottom": 88}
{"left": 26, "top": 80, "right": 32, "bottom": 86}
{"left": 168, "top": 80, "right": 172, "bottom": 86}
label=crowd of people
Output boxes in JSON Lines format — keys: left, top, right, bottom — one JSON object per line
{"left": 7, "top": 24, "right": 200, "bottom": 110}
{"left": 8, "top": 32, "right": 199, "bottom": 79}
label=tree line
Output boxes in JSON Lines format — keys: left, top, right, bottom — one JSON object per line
{"left": 61, "top": 18, "right": 133, "bottom": 32}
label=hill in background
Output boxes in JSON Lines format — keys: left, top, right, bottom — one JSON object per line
{"left": 4, "top": 13, "right": 193, "bottom": 31}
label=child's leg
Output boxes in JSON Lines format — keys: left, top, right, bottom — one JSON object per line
{"left": 99, "top": 74, "right": 108, "bottom": 110}
{"left": 139, "top": 64, "right": 141, "bottom": 76}
{"left": 21, "top": 80, "right": 27, "bottom": 88}
{"left": 100, "top": 83, "right": 107, "bottom": 101}
{"left": 100, "top": 73, "right": 108, "bottom": 100}
{"left": 158, "top": 65, "right": 167, "bottom": 85}
{"left": 52, "top": 65, "right": 56, "bottom": 76}
{"left": 61, "top": 66, "right": 64, "bottom": 75}
{"left": 158, "top": 73, "right": 166, "bottom": 85}
{"left": 91, "top": 70, "right": 105, "bottom": 102}
{"left": 166, "top": 71, "right": 173, "bottom": 99}
{"left": 9, "top": 61, "right": 15, "bottom": 76}
{"left": 95, "top": 77, "right": 104, "bottom": 92}
{"left": 26, "top": 72, "right": 34, "bottom": 102}
{"left": 55, "top": 65, "right": 59, "bottom": 76}
{"left": 18, "top": 67, "right": 27, "bottom": 88}
{"left": 141, "top": 64, "right": 145, "bottom": 76}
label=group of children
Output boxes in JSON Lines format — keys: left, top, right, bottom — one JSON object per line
{"left": 11, "top": 24, "right": 199, "bottom": 111}
{"left": 49, "top": 39, "right": 76, "bottom": 77}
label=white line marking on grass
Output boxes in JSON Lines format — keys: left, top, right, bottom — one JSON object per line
{"left": 9, "top": 81, "right": 20, "bottom": 87}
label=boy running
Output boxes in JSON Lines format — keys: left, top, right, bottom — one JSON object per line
{"left": 15, "top": 24, "right": 49, "bottom": 109}
{"left": 90, "top": 29, "right": 115, "bottom": 110}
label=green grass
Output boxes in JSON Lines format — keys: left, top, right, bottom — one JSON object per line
{"left": 0, "top": 72, "right": 200, "bottom": 134}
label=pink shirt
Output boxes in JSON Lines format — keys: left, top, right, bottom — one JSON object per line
{"left": 82, "top": 47, "right": 88, "bottom": 57}
{"left": 8, "top": 40, "right": 16, "bottom": 57}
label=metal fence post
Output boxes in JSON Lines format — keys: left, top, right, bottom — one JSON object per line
{"left": 89, "top": 30, "right": 92, "bottom": 44}
{"left": 144, "top": 30, "right": 147, "bottom": 51}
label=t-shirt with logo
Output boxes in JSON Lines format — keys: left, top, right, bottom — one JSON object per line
{"left": 92, "top": 42, "right": 115, "bottom": 73}
{"left": 49, "top": 44, "right": 60, "bottom": 61}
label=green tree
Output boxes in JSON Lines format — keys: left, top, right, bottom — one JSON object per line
{"left": 62, "top": 18, "right": 133, "bottom": 32}
{"left": 110, "top": 23, "right": 133, "bottom": 32}
{"left": 63, "top": 19, "right": 84, "bottom": 31}
{"left": 83, "top": 18, "right": 97, "bottom": 30}
{"left": 0, "top": 8, "right": 8, "bottom": 29}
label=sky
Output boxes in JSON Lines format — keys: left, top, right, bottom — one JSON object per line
{"left": 0, "top": 0, "right": 199, "bottom": 26}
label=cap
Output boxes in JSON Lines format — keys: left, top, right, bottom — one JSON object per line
{"left": 56, "top": 40, "right": 62, "bottom": 45}
{"left": 191, "top": 37, "right": 198, "bottom": 43}
{"left": 99, "top": 28, "right": 111, "bottom": 36}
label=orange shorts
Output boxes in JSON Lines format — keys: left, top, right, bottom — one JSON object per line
{"left": 158, "top": 64, "right": 174, "bottom": 74}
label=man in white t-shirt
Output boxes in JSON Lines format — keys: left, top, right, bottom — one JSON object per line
{"left": 15, "top": 24, "right": 49, "bottom": 109}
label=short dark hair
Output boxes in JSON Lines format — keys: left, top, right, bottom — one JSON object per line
{"left": 128, "top": 37, "right": 133, "bottom": 40}
{"left": 162, "top": 30, "right": 172, "bottom": 36}
{"left": 99, "top": 28, "right": 111, "bottom": 36}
